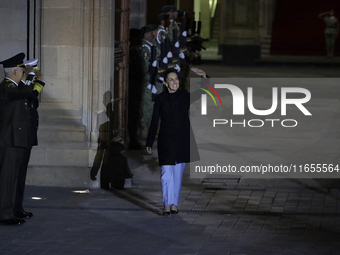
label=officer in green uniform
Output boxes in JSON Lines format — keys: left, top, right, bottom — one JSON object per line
{"left": 0, "top": 53, "right": 44, "bottom": 225}
{"left": 319, "top": 10, "right": 339, "bottom": 58}
{"left": 140, "top": 24, "right": 159, "bottom": 139}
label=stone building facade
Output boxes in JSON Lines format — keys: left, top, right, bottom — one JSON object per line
{"left": 219, "top": 0, "right": 276, "bottom": 65}
{"left": 0, "top": 0, "right": 130, "bottom": 187}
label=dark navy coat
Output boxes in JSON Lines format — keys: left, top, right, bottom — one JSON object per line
{"left": 146, "top": 88, "right": 200, "bottom": 166}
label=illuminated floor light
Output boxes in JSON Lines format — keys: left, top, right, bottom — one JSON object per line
{"left": 72, "top": 189, "right": 90, "bottom": 194}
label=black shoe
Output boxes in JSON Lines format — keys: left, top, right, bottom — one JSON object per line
{"left": 0, "top": 218, "right": 26, "bottom": 225}
{"left": 15, "top": 210, "right": 33, "bottom": 219}
{"left": 170, "top": 205, "right": 178, "bottom": 214}
{"left": 163, "top": 205, "right": 171, "bottom": 215}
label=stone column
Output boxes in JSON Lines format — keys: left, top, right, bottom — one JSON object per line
{"left": 200, "top": 0, "right": 211, "bottom": 39}
{"left": 219, "top": 0, "right": 261, "bottom": 65}
{"left": 89, "top": 0, "right": 116, "bottom": 149}
{"left": 0, "top": 0, "right": 27, "bottom": 80}
{"left": 258, "top": 0, "right": 277, "bottom": 56}
{"left": 25, "top": 0, "right": 116, "bottom": 187}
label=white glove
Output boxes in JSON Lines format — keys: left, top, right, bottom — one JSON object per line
{"left": 152, "top": 60, "right": 157, "bottom": 67}
{"left": 151, "top": 85, "right": 157, "bottom": 94}
{"left": 147, "top": 84, "right": 152, "bottom": 90}
{"left": 167, "top": 52, "right": 173, "bottom": 58}
{"left": 24, "top": 80, "right": 32, "bottom": 86}
{"left": 179, "top": 52, "right": 185, "bottom": 59}
{"left": 182, "top": 31, "right": 187, "bottom": 37}
{"left": 174, "top": 64, "right": 181, "bottom": 72}
{"left": 175, "top": 41, "right": 180, "bottom": 48}
{"left": 163, "top": 57, "right": 168, "bottom": 64}
{"left": 159, "top": 77, "right": 164, "bottom": 82}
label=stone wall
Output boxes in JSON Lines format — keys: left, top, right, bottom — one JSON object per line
{"left": 0, "top": 0, "right": 119, "bottom": 187}
{"left": 0, "top": 0, "right": 27, "bottom": 80}
{"left": 130, "top": 0, "right": 147, "bottom": 28}
{"left": 219, "top": 0, "right": 275, "bottom": 64}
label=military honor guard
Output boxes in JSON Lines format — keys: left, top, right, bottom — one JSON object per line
{"left": 161, "top": 5, "right": 180, "bottom": 45}
{"left": 156, "top": 13, "right": 170, "bottom": 45}
{"left": 140, "top": 24, "right": 159, "bottom": 139}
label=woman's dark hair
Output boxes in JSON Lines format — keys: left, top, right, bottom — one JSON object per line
{"left": 163, "top": 68, "right": 178, "bottom": 81}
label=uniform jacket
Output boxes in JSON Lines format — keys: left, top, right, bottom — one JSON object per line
{"left": 169, "top": 20, "right": 180, "bottom": 43}
{"left": 146, "top": 88, "right": 200, "bottom": 166}
{"left": 141, "top": 39, "right": 153, "bottom": 82}
{"left": 0, "top": 78, "right": 35, "bottom": 148}
{"left": 319, "top": 13, "right": 339, "bottom": 35}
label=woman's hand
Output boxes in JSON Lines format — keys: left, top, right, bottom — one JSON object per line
{"left": 191, "top": 67, "right": 206, "bottom": 78}
{"left": 146, "top": 147, "right": 152, "bottom": 154}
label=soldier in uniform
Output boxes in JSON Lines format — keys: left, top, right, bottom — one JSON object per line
{"left": 161, "top": 5, "right": 180, "bottom": 44}
{"left": 0, "top": 53, "right": 44, "bottom": 225}
{"left": 319, "top": 10, "right": 339, "bottom": 58}
{"left": 14, "top": 58, "right": 44, "bottom": 220}
{"left": 156, "top": 13, "right": 170, "bottom": 55}
{"left": 161, "top": 5, "right": 183, "bottom": 79}
{"left": 140, "top": 24, "right": 158, "bottom": 140}
{"left": 155, "top": 13, "right": 170, "bottom": 84}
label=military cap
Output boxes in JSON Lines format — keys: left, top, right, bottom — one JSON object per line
{"left": 157, "top": 13, "right": 170, "bottom": 21}
{"left": 141, "top": 24, "right": 158, "bottom": 37}
{"left": 0, "top": 53, "right": 25, "bottom": 68}
{"left": 161, "top": 5, "right": 177, "bottom": 13}
{"left": 24, "top": 58, "right": 39, "bottom": 67}
{"left": 178, "top": 10, "right": 184, "bottom": 17}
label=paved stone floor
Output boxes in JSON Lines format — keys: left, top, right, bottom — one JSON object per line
{"left": 1, "top": 63, "right": 340, "bottom": 255}
{"left": 1, "top": 169, "right": 339, "bottom": 255}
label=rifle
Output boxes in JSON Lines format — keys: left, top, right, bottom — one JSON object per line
{"left": 157, "top": 36, "right": 168, "bottom": 83}
{"left": 191, "top": 12, "right": 196, "bottom": 36}
{"left": 179, "top": 12, "right": 188, "bottom": 63}
{"left": 197, "top": 12, "right": 202, "bottom": 35}
{"left": 148, "top": 45, "right": 158, "bottom": 101}
{"left": 187, "top": 36, "right": 209, "bottom": 51}
{"left": 165, "top": 37, "right": 174, "bottom": 69}
{"left": 172, "top": 27, "right": 180, "bottom": 65}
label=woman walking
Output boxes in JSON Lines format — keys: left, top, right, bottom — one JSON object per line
{"left": 146, "top": 67, "right": 207, "bottom": 215}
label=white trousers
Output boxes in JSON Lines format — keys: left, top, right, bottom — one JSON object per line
{"left": 161, "top": 163, "right": 186, "bottom": 206}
